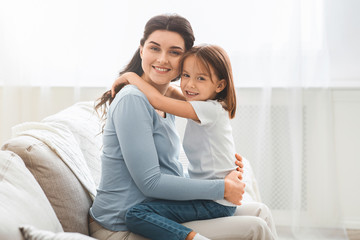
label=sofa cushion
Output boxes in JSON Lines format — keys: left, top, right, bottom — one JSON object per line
{"left": 1, "top": 136, "right": 92, "bottom": 235}
{"left": 0, "top": 150, "right": 63, "bottom": 240}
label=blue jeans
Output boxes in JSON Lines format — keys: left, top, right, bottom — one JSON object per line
{"left": 125, "top": 199, "right": 236, "bottom": 240}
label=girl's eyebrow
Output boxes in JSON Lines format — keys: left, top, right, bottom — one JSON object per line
{"left": 182, "top": 68, "right": 209, "bottom": 77}
{"left": 149, "top": 41, "right": 184, "bottom": 51}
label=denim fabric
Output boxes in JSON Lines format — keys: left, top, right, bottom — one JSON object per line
{"left": 125, "top": 200, "right": 236, "bottom": 240}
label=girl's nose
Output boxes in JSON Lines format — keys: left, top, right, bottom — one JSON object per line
{"left": 187, "top": 78, "right": 196, "bottom": 88}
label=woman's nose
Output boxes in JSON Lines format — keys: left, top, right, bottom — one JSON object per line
{"left": 157, "top": 52, "right": 168, "bottom": 64}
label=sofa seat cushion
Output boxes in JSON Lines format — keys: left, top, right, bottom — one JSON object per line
{"left": 0, "top": 150, "right": 63, "bottom": 240}
{"left": 1, "top": 136, "right": 92, "bottom": 235}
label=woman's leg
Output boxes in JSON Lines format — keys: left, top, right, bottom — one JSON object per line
{"left": 89, "top": 218, "right": 148, "bottom": 240}
{"left": 125, "top": 200, "right": 235, "bottom": 240}
{"left": 183, "top": 215, "right": 276, "bottom": 240}
{"left": 234, "top": 202, "right": 278, "bottom": 238}
{"left": 183, "top": 202, "right": 278, "bottom": 240}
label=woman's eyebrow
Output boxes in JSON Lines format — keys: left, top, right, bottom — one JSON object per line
{"left": 149, "top": 41, "right": 184, "bottom": 51}
{"left": 149, "top": 41, "right": 160, "bottom": 46}
{"left": 170, "top": 46, "right": 184, "bottom": 51}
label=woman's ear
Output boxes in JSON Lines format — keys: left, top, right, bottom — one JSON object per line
{"left": 139, "top": 46, "right": 143, "bottom": 59}
{"left": 216, "top": 79, "right": 227, "bottom": 93}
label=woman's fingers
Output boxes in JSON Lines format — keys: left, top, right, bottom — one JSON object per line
{"left": 236, "top": 166, "right": 244, "bottom": 173}
{"left": 224, "top": 171, "right": 246, "bottom": 205}
{"left": 235, "top": 154, "right": 244, "bottom": 173}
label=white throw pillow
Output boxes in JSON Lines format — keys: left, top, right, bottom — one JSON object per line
{"left": 20, "top": 225, "right": 96, "bottom": 240}
{"left": 0, "top": 150, "right": 63, "bottom": 240}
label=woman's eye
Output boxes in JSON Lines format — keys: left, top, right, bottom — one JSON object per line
{"left": 170, "top": 51, "right": 181, "bottom": 56}
{"left": 150, "top": 47, "right": 160, "bottom": 51}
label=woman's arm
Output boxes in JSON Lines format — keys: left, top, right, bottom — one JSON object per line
{"left": 122, "top": 72, "right": 199, "bottom": 121}
{"left": 113, "top": 93, "right": 244, "bottom": 204}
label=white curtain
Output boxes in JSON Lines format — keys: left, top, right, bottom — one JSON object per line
{"left": 228, "top": 0, "right": 348, "bottom": 239}
{"left": 0, "top": 0, "right": 348, "bottom": 239}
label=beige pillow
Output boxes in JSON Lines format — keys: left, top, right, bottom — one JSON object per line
{"left": 2, "top": 136, "right": 92, "bottom": 235}
{"left": 0, "top": 150, "right": 63, "bottom": 240}
{"left": 20, "top": 225, "right": 96, "bottom": 240}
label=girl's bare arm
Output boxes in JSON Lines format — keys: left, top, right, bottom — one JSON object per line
{"left": 121, "top": 72, "right": 199, "bottom": 121}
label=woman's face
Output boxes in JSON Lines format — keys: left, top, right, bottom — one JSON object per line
{"left": 140, "top": 30, "right": 185, "bottom": 87}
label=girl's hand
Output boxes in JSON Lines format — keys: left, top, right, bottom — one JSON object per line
{"left": 111, "top": 73, "right": 133, "bottom": 98}
{"left": 235, "top": 153, "right": 244, "bottom": 173}
{"left": 165, "top": 85, "right": 186, "bottom": 100}
{"left": 224, "top": 171, "right": 246, "bottom": 205}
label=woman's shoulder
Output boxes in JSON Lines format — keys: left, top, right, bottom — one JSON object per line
{"left": 117, "top": 84, "right": 147, "bottom": 99}
{"left": 110, "top": 85, "right": 151, "bottom": 111}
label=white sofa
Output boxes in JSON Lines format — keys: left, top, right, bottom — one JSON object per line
{"left": 0, "top": 101, "right": 261, "bottom": 240}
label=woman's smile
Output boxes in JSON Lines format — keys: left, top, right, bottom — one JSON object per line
{"left": 152, "top": 65, "right": 171, "bottom": 73}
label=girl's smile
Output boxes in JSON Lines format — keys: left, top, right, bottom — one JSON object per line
{"left": 180, "top": 55, "right": 225, "bottom": 101}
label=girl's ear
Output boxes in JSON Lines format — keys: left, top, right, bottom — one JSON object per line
{"left": 215, "top": 79, "right": 227, "bottom": 93}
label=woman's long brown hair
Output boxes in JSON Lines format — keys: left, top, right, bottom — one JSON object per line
{"left": 94, "top": 14, "right": 195, "bottom": 125}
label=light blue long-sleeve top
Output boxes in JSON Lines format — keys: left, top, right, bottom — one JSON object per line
{"left": 89, "top": 85, "right": 225, "bottom": 231}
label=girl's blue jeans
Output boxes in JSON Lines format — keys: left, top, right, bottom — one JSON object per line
{"left": 125, "top": 199, "right": 236, "bottom": 240}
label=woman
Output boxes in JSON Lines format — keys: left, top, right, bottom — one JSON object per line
{"left": 90, "top": 14, "right": 276, "bottom": 240}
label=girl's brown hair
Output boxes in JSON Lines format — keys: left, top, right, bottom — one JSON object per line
{"left": 95, "top": 14, "right": 195, "bottom": 120}
{"left": 180, "top": 45, "right": 237, "bottom": 118}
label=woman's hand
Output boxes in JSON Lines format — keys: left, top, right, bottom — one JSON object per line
{"left": 235, "top": 153, "right": 244, "bottom": 173}
{"left": 224, "top": 171, "right": 245, "bottom": 205}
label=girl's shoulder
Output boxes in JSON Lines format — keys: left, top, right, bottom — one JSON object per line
{"left": 191, "top": 100, "right": 224, "bottom": 111}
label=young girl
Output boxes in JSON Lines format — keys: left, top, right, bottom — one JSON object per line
{"left": 118, "top": 44, "right": 249, "bottom": 240}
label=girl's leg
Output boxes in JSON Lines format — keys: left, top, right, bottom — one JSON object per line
{"left": 125, "top": 200, "right": 235, "bottom": 240}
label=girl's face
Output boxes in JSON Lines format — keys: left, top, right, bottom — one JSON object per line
{"left": 180, "top": 55, "right": 226, "bottom": 101}
{"left": 140, "top": 30, "right": 185, "bottom": 87}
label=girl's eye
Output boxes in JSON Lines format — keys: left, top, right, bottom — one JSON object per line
{"left": 197, "top": 76, "right": 206, "bottom": 81}
{"left": 182, "top": 73, "right": 190, "bottom": 78}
